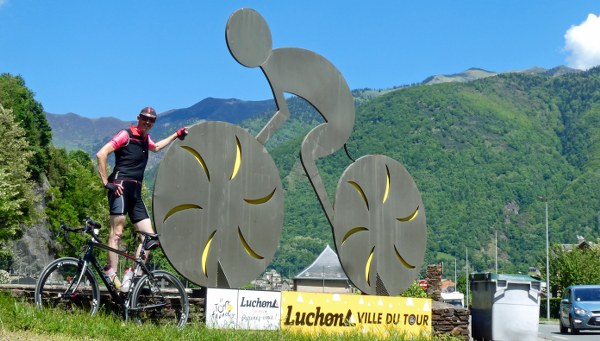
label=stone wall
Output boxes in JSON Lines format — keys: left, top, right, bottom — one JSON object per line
{"left": 427, "top": 264, "right": 470, "bottom": 340}
{"left": 426, "top": 264, "right": 443, "bottom": 301}
{"left": 432, "top": 301, "right": 470, "bottom": 340}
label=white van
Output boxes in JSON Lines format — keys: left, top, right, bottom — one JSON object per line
{"left": 441, "top": 291, "right": 464, "bottom": 308}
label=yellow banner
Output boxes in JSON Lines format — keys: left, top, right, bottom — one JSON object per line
{"left": 281, "top": 292, "right": 431, "bottom": 337}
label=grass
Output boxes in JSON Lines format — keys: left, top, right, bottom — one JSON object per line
{"left": 0, "top": 293, "right": 460, "bottom": 340}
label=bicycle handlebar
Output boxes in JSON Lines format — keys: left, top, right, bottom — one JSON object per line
{"left": 60, "top": 217, "right": 159, "bottom": 253}
{"left": 61, "top": 216, "right": 102, "bottom": 249}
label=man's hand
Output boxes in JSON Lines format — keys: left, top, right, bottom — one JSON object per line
{"left": 105, "top": 182, "right": 124, "bottom": 196}
{"left": 176, "top": 127, "right": 188, "bottom": 140}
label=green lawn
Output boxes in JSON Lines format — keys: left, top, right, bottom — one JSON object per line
{"left": 0, "top": 293, "right": 460, "bottom": 340}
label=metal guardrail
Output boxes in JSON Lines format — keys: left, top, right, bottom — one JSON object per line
{"left": 0, "top": 283, "right": 205, "bottom": 322}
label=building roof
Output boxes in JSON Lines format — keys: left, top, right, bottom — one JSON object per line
{"left": 294, "top": 245, "right": 348, "bottom": 281}
{"left": 560, "top": 235, "right": 594, "bottom": 252}
{"left": 441, "top": 279, "right": 456, "bottom": 292}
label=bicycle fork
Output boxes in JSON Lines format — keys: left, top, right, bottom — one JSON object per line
{"left": 63, "top": 259, "right": 91, "bottom": 299}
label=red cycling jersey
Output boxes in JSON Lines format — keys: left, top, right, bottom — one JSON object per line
{"left": 110, "top": 126, "right": 156, "bottom": 150}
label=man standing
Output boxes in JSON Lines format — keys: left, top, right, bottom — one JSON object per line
{"left": 96, "top": 106, "right": 186, "bottom": 290}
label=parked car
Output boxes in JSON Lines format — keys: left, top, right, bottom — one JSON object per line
{"left": 559, "top": 284, "right": 600, "bottom": 334}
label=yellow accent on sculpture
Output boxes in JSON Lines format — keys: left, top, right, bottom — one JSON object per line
{"left": 348, "top": 180, "right": 369, "bottom": 210}
{"left": 163, "top": 204, "right": 203, "bottom": 223}
{"left": 181, "top": 146, "right": 210, "bottom": 181}
{"left": 397, "top": 206, "right": 419, "bottom": 222}
{"left": 202, "top": 231, "right": 217, "bottom": 276}
{"left": 383, "top": 165, "right": 390, "bottom": 204}
{"left": 394, "top": 245, "right": 416, "bottom": 269}
{"left": 365, "top": 247, "right": 375, "bottom": 285}
{"left": 244, "top": 188, "right": 277, "bottom": 205}
{"left": 238, "top": 227, "right": 264, "bottom": 259}
{"left": 230, "top": 137, "right": 242, "bottom": 180}
{"left": 341, "top": 226, "right": 368, "bottom": 245}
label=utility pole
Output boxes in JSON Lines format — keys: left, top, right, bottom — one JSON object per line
{"left": 539, "top": 196, "right": 550, "bottom": 321}
{"left": 545, "top": 199, "right": 550, "bottom": 321}
{"left": 466, "top": 248, "right": 469, "bottom": 308}
{"left": 454, "top": 258, "right": 457, "bottom": 291}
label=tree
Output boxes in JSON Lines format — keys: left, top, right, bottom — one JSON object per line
{"left": 548, "top": 241, "right": 600, "bottom": 296}
{"left": 400, "top": 280, "right": 428, "bottom": 298}
{"left": 45, "top": 148, "right": 108, "bottom": 257}
{"left": 0, "top": 73, "right": 52, "bottom": 181}
{"left": 0, "top": 104, "right": 36, "bottom": 268}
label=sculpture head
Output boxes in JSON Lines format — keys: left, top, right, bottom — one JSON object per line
{"left": 226, "top": 8, "right": 272, "bottom": 68}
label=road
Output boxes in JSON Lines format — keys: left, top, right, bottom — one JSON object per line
{"left": 538, "top": 321, "right": 600, "bottom": 341}
{"left": 468, "top": 321, "right": 600, "bottom": 341}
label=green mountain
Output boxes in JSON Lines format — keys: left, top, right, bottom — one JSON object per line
{"left": 249, "top": 67, "right": 600, "bottom": 278}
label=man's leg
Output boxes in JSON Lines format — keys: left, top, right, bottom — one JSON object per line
{"left": 134, "top": 218, "right": 154, "bottom": 273}
{"left": 108, "top": 215, "right": 126, "bottom": 270}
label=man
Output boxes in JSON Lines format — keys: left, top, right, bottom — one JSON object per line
{"left": 96, "top": 106, "right": 187, "bottom": 290}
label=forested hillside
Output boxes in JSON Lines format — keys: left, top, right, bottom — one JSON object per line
{"left": 253, "top": 68, "right": 600, "bottom": 278}
{"left": 1, "top": 67, "right": 599, "bottom": 284}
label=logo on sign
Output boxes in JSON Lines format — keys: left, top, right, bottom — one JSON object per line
{"left": 283, "top": 306, "right": 355, "bottom": 327}
{"left": 240, "top": 296, "right": 279, "bottom": 309}
{"left": 211, "top": 298, "right": 234, "bottom": 320}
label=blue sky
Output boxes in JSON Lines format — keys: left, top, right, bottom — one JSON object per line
{"left": 1, "top": 1, "right": 599, "bottom": 120}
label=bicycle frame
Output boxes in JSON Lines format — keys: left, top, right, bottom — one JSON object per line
{"left": 73, "top": 236, "right": 155, "bottom": 317}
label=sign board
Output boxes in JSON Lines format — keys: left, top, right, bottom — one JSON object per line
{"left": 205, "top": 288, "right": 239, "bottom": 329}
{"left": 237, "top": 289, "right": 281, "bottom": 330}
{"left": 419, "top": 280, "right": 428, "bottom": 290}
{"left": 205, "top": 288, "right": 281, "bottom": 330}
{"left": 281, "top": 291, "right": 431, "bottom": 337}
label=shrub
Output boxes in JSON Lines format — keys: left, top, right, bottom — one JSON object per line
{"left": 0, "top": 270, "right": 10, "bottom": 284}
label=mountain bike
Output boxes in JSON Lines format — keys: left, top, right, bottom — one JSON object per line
{"left": 34, "top": 217, "right": 189, "bottom": 328}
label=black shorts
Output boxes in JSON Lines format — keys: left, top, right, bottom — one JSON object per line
{"left": 107, "top": 180, "right": 149, "bottom": 224}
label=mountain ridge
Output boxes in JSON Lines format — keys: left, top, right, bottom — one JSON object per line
{"left": 46, "top": 97, "right": 276, "bottom": 153}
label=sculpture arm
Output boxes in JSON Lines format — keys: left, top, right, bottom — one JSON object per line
{"left": 256, "top": 90, "right": 290, "bottom": 145}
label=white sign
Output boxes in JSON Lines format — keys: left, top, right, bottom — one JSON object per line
{"left": 205, "top": 288, "right": 238, "bottom": 329}
{"left": 204, "top": 288, "right": 282, "bottom": 330}
{"left": 237, "top": 290, "right": 281, "bottom": 330}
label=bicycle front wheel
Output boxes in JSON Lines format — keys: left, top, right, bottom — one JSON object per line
{"left": 34, "top": 257, "right": 100, "bottom": 316}
{"left": 130, "top": 270, "right": 189, "bottom": 328}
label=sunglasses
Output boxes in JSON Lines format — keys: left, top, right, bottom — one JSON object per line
{"left": 139, "top": 115, "right": 156, "bottom": 123}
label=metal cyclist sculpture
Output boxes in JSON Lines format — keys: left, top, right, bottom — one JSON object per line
{"left": 153, "top": 8, "right": 427, "bottom": 295}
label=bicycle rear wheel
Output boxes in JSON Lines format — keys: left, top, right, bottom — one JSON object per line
{"left": 130, "top": 270, "right": 189, "bottom": 328}
{"left": 34, "top": 257, "right": 100, "bottom": 316}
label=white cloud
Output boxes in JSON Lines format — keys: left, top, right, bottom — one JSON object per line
{"left": 0, "top": 0, "right": 7, "bottom": 8}
{"left": 564, "top": 13, "right": 600, "bottom": 70}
